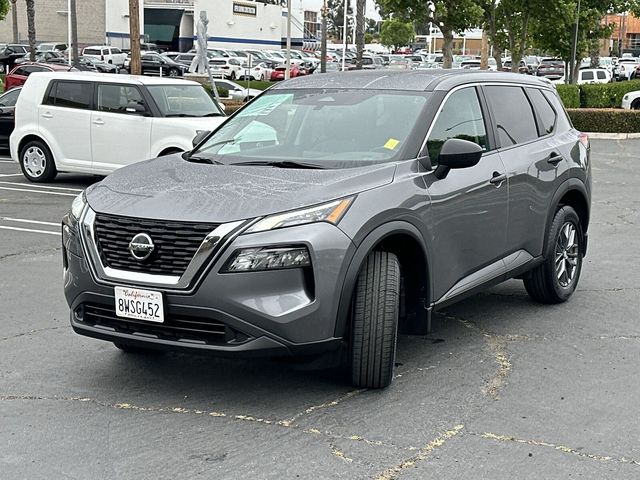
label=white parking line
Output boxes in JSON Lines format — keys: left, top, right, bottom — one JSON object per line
{"left": 0, "top": 181, "right": 83, "bottom": 192}
{"left": 0, "top": 174, "right": 22, "bottom": 178}
{"left": 0, "top": 160, "right": 14, "bottom": 163}
{"left": 0, "top": 225, "right": 61, "bottom": 236}
{"left": 0, "top": 186, "right": 77, "bottom": 197}
{"left": 1, "top": 217, "right": 59, "bottom": 227}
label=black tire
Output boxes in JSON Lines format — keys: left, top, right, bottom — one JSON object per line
{"left": 349, "top": 251, "right": 401, "bottom": 389}
{"left": 19, "top": 139, "right": 57, "bottom": 183}
{"left": 631, "top": 99, "right": 640, "bottom": 110}
{"left": 230, "top": 71, "right": 236, "bottom": 80}
{"left": 114, "top": 342, "right": 162, "bottom": 355}
{"left": 524, "top": 206, "right": 584, "bottom": 304}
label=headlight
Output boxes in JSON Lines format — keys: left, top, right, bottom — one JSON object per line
{"left": 222, "top": 246, "right": 311, "bottom": 272}
{"left": 62, "top": 191, "right": 86, "bottom": 261}
{"left": 246, "top": 197, "right": 353, "bottom": 234}
{"left": 70, "top": 191, "right": 86, "bottom": 221}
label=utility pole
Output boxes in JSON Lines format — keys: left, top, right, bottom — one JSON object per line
{"left": 70, "top": 0, "right": 79, "bottom": 63}
{"left": 10, "top": 0, "right": 18, "bottom": 43}
{"left": 129, "top": 0, "right": 141, "bottom": 75}
{"left": 321, "top": 0, "right": 327, "bottom": 73}
{"left": 285, "top": 0, "right": 291, "bottom": 80}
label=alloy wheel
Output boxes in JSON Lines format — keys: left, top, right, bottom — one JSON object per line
{"left": 555, "top": 221, "right": 580, "bottom": 288}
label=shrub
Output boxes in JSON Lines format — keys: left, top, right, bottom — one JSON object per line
{"left": 567, "top": 108, "right": 640, "bottom": 133}
{"left": 579, "top": 80, "right": 640, "bottom": 108}
{"left": 556, "top": 84, "right": 580, "bottom": 108}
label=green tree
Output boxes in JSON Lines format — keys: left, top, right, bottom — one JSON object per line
{"left": 0, "top": 0, "right": 9, "bottom": 20}
{"left": 376, "top": 0, "right": 483, "bottom": 68}
{"left": 530, "top": 0, "right": 627, "bottom": 82}
{"left": 380, "top": 19, "right": 415, "bottom": 51}
{"left": 326, "top": 0, "right": 354, "bottom": 41}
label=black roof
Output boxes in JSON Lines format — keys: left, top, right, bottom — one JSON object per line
{"left": 271, "top": 69, "right": 555, "bottom": 92}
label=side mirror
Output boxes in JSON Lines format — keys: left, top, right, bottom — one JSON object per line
{"left": 434, "top": 138, "right": 483, "bottom": 179}
{"left": 125, "top": 102, "right": 145, "bottom": 114}
{"left": 192, "top": 130, "right": 211, "bottom": 147}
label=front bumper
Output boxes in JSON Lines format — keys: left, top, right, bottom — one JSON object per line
{"left": 64, "top": 213, "right": 355, "bottom": 357}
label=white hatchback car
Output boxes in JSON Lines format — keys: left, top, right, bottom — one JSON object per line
{"left": 10, "top": 72, "right": 227, "bottom": 182}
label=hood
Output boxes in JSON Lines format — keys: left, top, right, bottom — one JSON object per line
{"left": 85, "top": 154, "right": 396, "bottom": 223}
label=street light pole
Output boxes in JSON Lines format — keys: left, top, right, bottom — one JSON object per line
{"left": 341, "top": 0, "right": 347, "bottom": 71}
{"left": 285, "top": 0, "right": 292, "bottom": 80}
{"left": 67, "top": 0, "right": 72, "bottom": 65}
{"left": 321, "top": 0, "right": 327, "bottom": 73}
{"left": 570, "top": 0, "right": 581, "bottom": 83}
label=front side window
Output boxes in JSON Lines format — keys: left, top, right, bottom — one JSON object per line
{"left": 193, "top": 89, "right": 429, "bottom": 167}
{"left": 485, "top": 85, "right": 538, "bottom": 147}
{"left": 426, "top": 87, "right": 488, "bottom": 166}
{"left": 47, "top": 81, "right": 92, "bottom": 110}
{"left": 97, "top": 84, "right": 145, "bottom": 113}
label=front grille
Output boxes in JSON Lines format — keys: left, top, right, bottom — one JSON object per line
{"left": 78, "top": 303, "right": 246, "bottom": 345}
{"left": 93, "top": 213, "right": 218, "bottom": 277}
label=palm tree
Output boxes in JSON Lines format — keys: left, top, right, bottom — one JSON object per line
{"left": 25, "top": 0, "right": 35, "bottom": 61}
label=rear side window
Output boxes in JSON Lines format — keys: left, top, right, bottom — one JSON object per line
{"left": 485, "top": 86, "right": 538, "bottom": 147}
{"left": 597, "top": 71, "right": 607, "bottom": 79}
{"left": 97, "top": 84, "right": 145, "bottom": 113}
{"left": 45, "top": 81, "right": 92, "bottom": 110}
{"left": 543, "top": 90, "right": 573, "bottom": 132}
{"left": 426, "top": 87, "right": 488, "bottom": 165}
{"left": 582, "top": 71, "right": 594, "bottom": 81}
{"left": 527, "top": 88, "right": 557, "bottom": 136}
{"left": 12, "top": 66, "right": 26, "bottom": 76}
{"left": 84, "top": 48, "right": 100, "bottom": 56}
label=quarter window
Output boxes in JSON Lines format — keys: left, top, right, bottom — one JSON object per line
{"left": 597, "top": 71, "right": 607, "bottom": 80}
{"left": 45, "top": 81, "right": 92, "bottom": 110}
{"left": 582, "top": 71, "right": 594, "bottom": 81}
{"left": 426, "top": 87, "right": 488, "bottom": 166}
{"left": 97, "top": 84, "right": 145, "bottom": 113}
{"left": 485, "top": 86, "right": 538, "bottom": 147}
{"left": 527, "top": 88, "right": 557, "bottom": 136}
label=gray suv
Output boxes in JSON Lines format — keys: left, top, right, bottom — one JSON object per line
{"left": 63, "top": 71, "right": 591, "bottom": 388}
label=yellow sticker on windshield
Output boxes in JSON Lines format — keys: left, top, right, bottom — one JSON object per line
{"left": 384, "top": 138, "right": 400, "bottom": 150}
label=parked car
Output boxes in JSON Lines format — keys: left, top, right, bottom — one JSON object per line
{"left": 210, "top": 58, "right": 243, "bottom": 80}
{"left": 536, "top": 58, "right": 565, "bottom": 79}
{"left": 312, "top": 62, "right": 340, "bottom": 74}
{"left": 616, "top": 58, "right": 640, "bottom": 80}
{"left": 621, "top": 90, "right": 640, "bottom": 109}
{"left": 576, "top": 68, "right": 611, "bottom": 85}
{"left": 37, "top": 43, "right": 68, "bottom": 53}
{"left": 16, "top": 50, "right": 67, "bottom": 65}
{"left": 213, "top": 79, "right": 262, "bottom": 102}
{"left": 4, "top": 62, "right": 75, "bottom": 91}
{"left": 10, "top": 72, "right": 227, "bottom": 181}
{"left": 0, "top": 44, "right": 29, "bottom": 71}
{"left": 270, "top": 64, "right": 300, "bottom": 80}
{"left": 0, "top": 86, "right": 21, "bottom": 149}
{"left": 75, "top": 56, "right": 119, "bottom": 73}
{"left": 502, "top": 59, "right": 529, "bottom": 74}
{"left": 82, "top": 46, "right": 127, "bottom": 66}
{"left": 239, "top": 61, "right": 272, "bottom": 81}
{"left": 61, "top": 70, "right": 591, "bottom": 389}
{"left": 129, "top": 52, "right": 188, "bottom": 77}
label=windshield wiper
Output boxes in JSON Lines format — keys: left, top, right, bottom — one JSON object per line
{"left": 165, "top": 113, "right": 197, "bottom": 117}
{"left": 230, "top": 160, "right": 327, "bottom": 169}
{"left": 200, "top": 112, "right": 224, "bottom": 117}
{"left": 185, "top": 155, "right": 223, "bottom": 165}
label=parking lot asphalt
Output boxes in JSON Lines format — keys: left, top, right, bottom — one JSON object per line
{"left": 0, "top": 139, "right": 639, "bottom": 479}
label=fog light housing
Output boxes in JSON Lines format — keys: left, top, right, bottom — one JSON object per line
{"left": 223, "top": 246, "right": 311, "bottom": 272}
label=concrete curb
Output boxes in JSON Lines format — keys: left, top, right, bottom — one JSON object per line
{"left": 586, "top": 132, "right": 640, "bottom": 140}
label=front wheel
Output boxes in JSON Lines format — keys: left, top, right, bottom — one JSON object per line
{"left": 20, "top": 140, "right": 57, "bottom": 183}
{"left": 230, "top": 71, "right": 236, "bottom": 80}
{"left": 524, "top": 206, "right": 584, "bottom": 303}
{"left": 168, "top": 67, "right": 179, "bottom": 77}
{"left": 349, "top": 251, "right": 401, "bottom": 389}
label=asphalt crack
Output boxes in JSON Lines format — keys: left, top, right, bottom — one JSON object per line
{"left": 374, "top": 424, "right": 465, "bottom": 480}
{"left": 0, "top": 325, "right": 65, "bottom": 342}
{"left": 282, "top": 388, "right": 366, "bottom": 426}
{"left": 479, "top": 431, "right": 640, "bottom": 466}
{"left": 0, "top": 246, "right": 62, "bottom": 262}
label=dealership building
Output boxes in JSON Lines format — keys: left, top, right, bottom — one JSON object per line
{"left": 0, "top": 0, "right": 320, "bottom": 52}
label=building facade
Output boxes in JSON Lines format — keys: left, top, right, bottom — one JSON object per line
{"left": 601, "top": 13, "right": 640, "bottom": 57}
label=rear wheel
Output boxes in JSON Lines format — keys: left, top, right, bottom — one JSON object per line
{"left": 631, "top": 99, "right": 640, "bottom": 110}
{"left": 19, "top": 140, "right": 57, "bottom": 183}
{"left": 524, "top": 206, "right": 583, "bottom": 303}
{"left": 349, "top": 251, "right": 401, "bottom": 389}
{"left": 168, "top": 67, "right": 180, "bottom": 77}
{"left": 230, "top": 71, "right": 236, "bottom": 80}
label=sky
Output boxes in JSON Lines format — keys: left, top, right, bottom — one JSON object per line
{"left": 300, "top": 0, "right": 382, "bottom": 21}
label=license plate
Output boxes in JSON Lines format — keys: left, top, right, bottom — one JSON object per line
{"left": 115, "top": 286, "right": 164, "bottom": 323}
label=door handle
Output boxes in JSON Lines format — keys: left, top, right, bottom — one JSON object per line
{"left": 547, "top": 152, "right": 563, "bottom": 165}
{"left": 41, "top": 112, "right": 53, "bottom": 119}
{"left": 489, "top": 172, "right": 507, "bottom": 186}
{"left": 92, "top": 119, "right": 104, "bottom": 126}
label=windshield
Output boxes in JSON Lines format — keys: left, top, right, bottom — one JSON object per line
{"left": 192, "top": 89, "right": 429, "bottom": 168}
{"left": 147, "top": 85, "right": 223, "bottom": 117}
